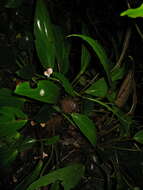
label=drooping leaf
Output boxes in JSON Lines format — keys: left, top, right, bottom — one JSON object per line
{"left": 34, "top": 0, "right": 56, "bottom": 68}
{"left": 15, "top": 80, "right": 60, "bottom": 104}
{"left": 54, "top": 25, "right": 70, "bottom": 74}
{"left": 0, "top": 106, "right": 27, "bottom": 138}
{"left": 133, "top": 130, "right": 143, "bottom": 144}
{"left": 0, "top": 88, "right": 25, "bottom": 108}
{"left": 67, "top": 34, "right": 112, "bottom": 86}
{"left": 27, "top": 164, "right": 85, "bottom": 190}
{"left": 71, "top": 113, "right": 97, "bottom": 146}
{"left": 54, "top": 72, "right": 76, "bottom": 96}
{"left": 85, "top": 78, "right": 108, "bottom": 97}
{"left": 120, "top": 3, "right": 143, "bottom": 18}
{"left": 15, "top": 160, "right": 43, "bottom": 190}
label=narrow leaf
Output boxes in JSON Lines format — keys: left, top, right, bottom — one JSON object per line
{"left": 34, "top": 0, "right": 56, "bottom": 68}
{"left": 71, "top": 113, "right": 97, "bottom": 146}
{"left": 68, "top": 34, "right": 112, "bottom": 86}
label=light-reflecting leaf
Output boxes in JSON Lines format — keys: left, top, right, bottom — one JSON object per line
{"left": 85, "top": 78, "right": 108, "bottom": 97}
{"left": 68, "top": 34, "right": 112, "bottom": 86}
{"left": 120, "top": 3, "right": 143, "bottom": 18}
{"left": 34, "top": 0, "right": 56, "bottom": 68}
{"left": 27, "top": 164, "right": 85, "bottom": 190}
{"left": 133, "top": 130, "right": 143, "bottom": 144}
{"left": 71, "top": 113, "right": 97, "bottom": 146}
{"left": 54, "top": 72, "right": 76, "bottom": 96}
{"left": 15, "top": 80, "right": 60, "bottom": 104}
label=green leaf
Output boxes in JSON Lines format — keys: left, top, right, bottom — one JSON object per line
{"left": 15, "top": 80, "right": 60, "bottom": 104}
{"left": 71, "top": 113, "right": 97, "bottom": 146}
{"left": 54, "top": 72, "right": 76, "bottom": 96}
{"left": 15, "top": 160, "right": 43, "bottom": 190}
{"left": 27, "top": 164, "right": 85, "bottom": 190}
{"left": 68, "top": 34, "right": 112, "bottom": 86}
{"left": 120, "top": 3, "right": 143, "bottom": 18}
{"left": 0, "top": 106, "right": 27, "bottom": 138}
{"left": 111, "top": 67, "right": 125, "bottom": 81}
{"left": 133, "top": 130, "right": 143, "bottom": 144}
{"left": 0, "top": 88, "right": 25, "bottom": 108}
{"left": 34, "top": 0, "right": 56, "bottom": 68}
{"left": 54, "top": 25, "right": 71, "bottom": 74}
{"left": 85, "top": 78, "right": 108, "bottom": 97}
{"left": 5, "top": 0, "right": 24, "bottom": 8}
{"left": 73, "top": 24, "right": 91, "bottom": 82}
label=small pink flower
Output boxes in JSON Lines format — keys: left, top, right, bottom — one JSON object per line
{"left": 44, "top": 68, "right": 53, "bottom": 77}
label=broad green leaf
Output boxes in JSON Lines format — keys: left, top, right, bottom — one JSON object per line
{"left": 54, "top": 25, "right": 70, "bottom": 74}
{"left": 15, "top": 80, "right": 60, "bottom": 104}
{"left": 54, "top": 72, "right": 76, "bottom": 96}
{"left": 85, "top": 78, "right": 108, "bottom": 97}
{"left": 5, "top": 0, "right": 24, "bottom": 8}
{"left": 0, "top": 88, "right": 25, "bottom": 108}
{"left": 133, "top": 130, "right": 143, "bottom": 144}
{"left": 71, "top": 113, "right": 97, "bottom": 146}
{"left": 15, "top": 160, "right": 43, "bottom": 190}
{"left": 0, "top": 106, "right": 27, "bottom": 137}
{"left": 120, "top": 3, "right": 143, "bottom": 18}
{"left": 68, "top": 34, "right": 112, "bottom": 86}
{"left": 27, "top": 164, "right": 85, "bottom": 190}
{"left": 34, "top": 0, "right": 56, "bottom": 68}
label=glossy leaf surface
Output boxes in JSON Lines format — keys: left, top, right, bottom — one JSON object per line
{"left": 85, "top": 78, "right": 108, "bottom": 97}
{"left": 34, "top": 0, "right": 56, "bottom": 68}
{"left": 121, "top": 3, "right": 143, "bottom": 18}
{"left": 15, "top": 80, "right": 60, "bottom": 104}
{"left": 68, "top": 34, "right": 112, "bottom": 86}
{"left": 27, "top": 164, "right": 85, "bottom": 190}
{"left": 71, "top": 113, "right": 97, "bottom": 146}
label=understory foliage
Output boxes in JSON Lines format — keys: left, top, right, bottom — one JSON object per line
{"left": 0, "top": 0, "right": 143, "bottom": 189}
